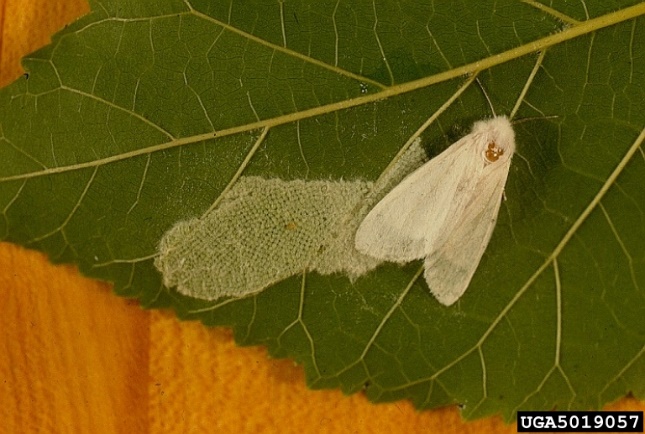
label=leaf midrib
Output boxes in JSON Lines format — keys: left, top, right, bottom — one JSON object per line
{"left": 2, "top": 3, "right": 643, "bottom": 184}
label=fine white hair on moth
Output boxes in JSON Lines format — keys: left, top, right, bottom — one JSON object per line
{"left": 354, "top": 115, "right": 515, "bottom": 306}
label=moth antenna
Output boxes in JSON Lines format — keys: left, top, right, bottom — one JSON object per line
{"left": 512, "top": 115, "right": 559, "bottom": 125}
{"left": 476, "top": 78, "right": 496, "bottom": 117}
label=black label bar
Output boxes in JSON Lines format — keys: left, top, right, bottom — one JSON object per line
{"left": 517, "top": 411, "right": 643, "bottom": 432}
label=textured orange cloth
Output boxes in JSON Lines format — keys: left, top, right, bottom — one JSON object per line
{"left": 0, "top": 1, "right": 642, "bottom": 433}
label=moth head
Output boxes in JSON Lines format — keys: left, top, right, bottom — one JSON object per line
{"left": 484, "top": 142, "right": 505, "bottom": 163}
{"left": 472, "top": 115, "right": 516, "bottom": 164}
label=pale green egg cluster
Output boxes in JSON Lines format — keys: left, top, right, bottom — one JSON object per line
{"left": 155, "top": 139, "right": 427, "bottom": 300}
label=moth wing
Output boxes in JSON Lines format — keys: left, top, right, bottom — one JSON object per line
{"left": 423, "top": 160, "right": 511, "bottom": 306}
{"left": 355, "top": 138, "right": 477, "bottom": 262}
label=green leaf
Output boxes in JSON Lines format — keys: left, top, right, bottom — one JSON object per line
{"left": 1, "top": 0, "right": 644, "bottom": 421}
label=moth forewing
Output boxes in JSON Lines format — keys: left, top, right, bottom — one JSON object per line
{"left": 355, "top": 115, "right": 516, "bottom": 305}
{"left": 423, "top": 156, "right": 513, "bottom": 305}
{"left": 355, "top": 131, "right": 484, "bottom": 262}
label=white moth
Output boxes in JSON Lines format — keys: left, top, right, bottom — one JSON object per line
{"left": 355, "top": 116, "right": 515, "bottom": 306}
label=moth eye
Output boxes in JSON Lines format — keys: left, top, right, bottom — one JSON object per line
{"left": 484, "top": 141, "right": 504, "bottom": 163}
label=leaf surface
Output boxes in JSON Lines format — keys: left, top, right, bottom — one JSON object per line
{"left": 1, "top": 0, "right": 644, "bottom": 420}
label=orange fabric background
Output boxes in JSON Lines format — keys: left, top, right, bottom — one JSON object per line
{"left": 0, "top": 1, "right": 642, "bottom": 433}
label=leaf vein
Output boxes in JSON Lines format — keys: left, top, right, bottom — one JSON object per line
{"left": 184, "top": 1, "right": 386, "bottom": 90}
{"left": 371, "top": 0, "right": 394, "bottom": 86}
{"left": 27, "top": 166, "right": 98, "bottom": 246}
